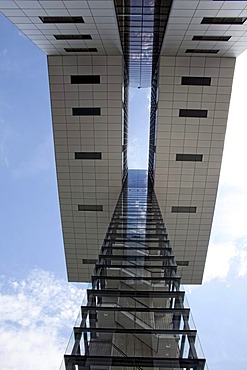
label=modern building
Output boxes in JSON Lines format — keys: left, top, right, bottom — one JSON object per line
{"left": 61, "top": 169, "right": 207, "bottom": 369}
{"left": 1, "top": 0, "right": 247, "bottom": 368}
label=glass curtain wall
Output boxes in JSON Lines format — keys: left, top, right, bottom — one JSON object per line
{"left": 62, "top": 170, "right": 206, "bottom": 370}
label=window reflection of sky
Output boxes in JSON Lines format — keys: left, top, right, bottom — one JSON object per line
{"left": 114, "top": 0, "right": 173, "bottom": 87}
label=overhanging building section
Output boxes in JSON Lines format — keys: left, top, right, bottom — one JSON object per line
{"left": 0, "top": 1, "right": 126, "bottom": 283}
{"left": 0, "top": 1, "right": 122, "bottom": 55}
{"left": 153, "top": 55, "right": 235, "bottom": 283}
{"left": 49, "top": 54, "right": 125, "bottom": 281}
{"left": 161, "top": 0, "right": 247, "bottom": 57}
{"left": 1, "top": 0, "right": 247, "bottom": 285}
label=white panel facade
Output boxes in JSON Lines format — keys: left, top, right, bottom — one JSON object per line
{"left": 49, "top": 55, "right": 123, "bottom": 281}
{"left": 155, "top": 56, "right": 235, "bottom": 284}
{"left": 0, "top": 0, "right": 121, "bottom": 56}
{"left": 163, "top": 0, "right": 247, "bottom": 57}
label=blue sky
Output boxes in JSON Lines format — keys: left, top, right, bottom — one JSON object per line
{"left": 128, "top": 87, "right": 150, "bottom": 169}
{"left": 0, "top": 14, "right": 65, "bottom": 279}
{"left": 1, "top": 11, "right": 247, "bottom": 370}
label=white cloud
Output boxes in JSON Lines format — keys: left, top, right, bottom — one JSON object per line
{"left": 203, "top": 234, "right": 247, "bottom": 282}
{"left": 128, "top": 137, "right": 141, "bottom": 169}
{"left": 203, "top": 241, "right": 237, "bottom": 283}
{"left": 212, "top": 186, "right": 247, "bottom": 241}
{"left": 203, "top": 185, "right": 247, "bottom": 282}
{"left": 201, "top": 51, "right": 247, "bottom": 284}
{"left": 128, "top": 87, "right": 150, "bottom": 169}
{"left": 220, "top": 51, "right": 247, "bottom": 189}
{"left": 0, "top": 269, "right": 87, "bottom": 370}
{"left": 146, "top": 88, "right": 151, "bottom": 112}
{"left": 238, "top": 249, "right": 247, "bottom": 277}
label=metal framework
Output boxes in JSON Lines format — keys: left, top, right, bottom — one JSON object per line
{"left": 62, "top": 170, "right": 206, "bottom": 370}
{"left": 122, "top": 65, "right": 129, "bottom": 182}
{"left": 148, "top": 65, "right": 159, "bottom": 182}
{"left": 114, "top": 0, "right": 173, "bottom": 87}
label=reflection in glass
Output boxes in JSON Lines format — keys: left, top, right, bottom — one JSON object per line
{"left": 62, "top": 171, "right": 206, "bottom": 370}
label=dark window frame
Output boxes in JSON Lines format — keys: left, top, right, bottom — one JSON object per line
{"left": 82, "top": 259, "right": 97, "bottom": 264}
{"left": 40, "top": 16, "right": 84, "bottom": 24}
{"left": 192, "top": 35, "right": 231, "bottom": 42}
{"left": 176, "top": 154, "right": 203, "bottom": 162}
{"left": 71, "top": 75, "right": 100, "bottom": 84}
{"left": 201, "top": 17, "right": 246, "bottom": 25}
{"left": 65, "top": 48, "right": 98, "bottom": 53}
{"left": 54, "top": 34, "right": 92, "bottom": 40}
{"left": 177, "top": 261, "right": 190, "bottom": 266}
{"left": 179, "top": 109, "right": 208, "bottom": 118}
{"left": 171, "top": 206, "right": 197, "bottom": 213}
{"left": 78, "top": 205, "right": 103, "bottom": 212}
{"left": 72, "top": 108, "right": 101, "bottom": 116}
{"left": 186, "top": 49, "right": 219, "bottom": 54}
{"left": 75, "top": 152, "right": 102, "bottom": 160}
{"left": 181, "top": 76, "right": 211, "bottom": 86}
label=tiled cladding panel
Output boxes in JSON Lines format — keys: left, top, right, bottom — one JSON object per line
{"left": 0, "top": 1, "right": 121, "bottom": 56}
{"left": 155, "top": 56, "right": 235, "bottom": 284}
{"left": 49, "top": 55, "right": 123, "bottom": 282}
{"left": 162, "top": 0, "right": 247, "bottom": 58}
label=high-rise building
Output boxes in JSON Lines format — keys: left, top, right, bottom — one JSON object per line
{"left": 61, "top": 169, "right": 207, "bottom": 369}
{"left": 1, "top": 0, "right": 247, "bottom": 369}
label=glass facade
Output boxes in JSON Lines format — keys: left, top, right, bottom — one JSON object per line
{"left": 62, "top": 170, "right": 206, "bottom": 370}
{"left": 114, "top": 0, "right": 173, "bottom": 87}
